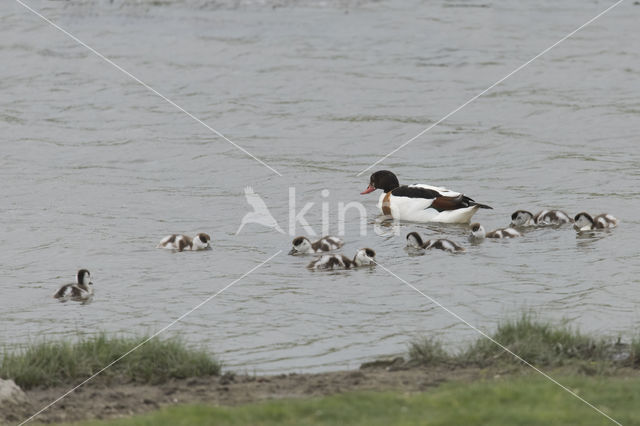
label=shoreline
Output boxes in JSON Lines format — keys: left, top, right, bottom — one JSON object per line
{"left": 3, "top": 315, "right": 639, "bottom": 424}
{"left": 13, "top": 361, "right": 640, "bottom": 425}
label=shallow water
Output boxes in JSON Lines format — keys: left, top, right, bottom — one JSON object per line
{"left": 1, "top": 0, "right": 639, "bottom": 373}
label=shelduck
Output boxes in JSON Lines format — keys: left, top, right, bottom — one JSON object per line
{"left": 510, "top": 210, "right": 572, "bottom": 227}
{"left": 307, "top": 248, "right": 376, "bottom": 270}
{"left": 406, "top": 232, "right": 465, "bottom": 253}
{"left": 289, "top": 236, "right": 344, "bottom": 255}
{"left": 157, "top": 233, "right": 211, "bottom": 252}
{"left": 53, "top": 269, "right": 94, "bottom": 301}
{"left": 469, "top": 223, "right": 520, "bottom": 241}
{"left": 573, "top": 212, "right": 618, "bottom": 231}
{"left": 361, "top": 170, "right": 491, "bottom": 223}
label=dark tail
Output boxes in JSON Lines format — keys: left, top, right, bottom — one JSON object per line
{"left": 472, "top": 202, "right": 493, "bottom": 209}
{"left": 463, "top": 195, "right": 492, "bottom": 210}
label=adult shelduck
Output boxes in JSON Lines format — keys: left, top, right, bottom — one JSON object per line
{"left": 361, "top": 170, "right": 491, "bottom": 223}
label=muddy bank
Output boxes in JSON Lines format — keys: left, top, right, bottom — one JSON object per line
{"left": 21, "top": 363, "right": 496, "bottom": 424}
{"left": 15, "top": 361, "right": 639, "bottom": 425}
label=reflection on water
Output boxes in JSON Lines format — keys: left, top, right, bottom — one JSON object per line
{"left": 0, "top": 0, "right": 638, "bottom": 373}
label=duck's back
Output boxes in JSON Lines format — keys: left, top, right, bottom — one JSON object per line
{"left": 53, "top": 284, "right": 74, "bottom": 299}
{"left": 380, "top": 184, "right": 484, "bottom": 223}
{"left": 308, "top": 254, "right": 352, "bottom": 270}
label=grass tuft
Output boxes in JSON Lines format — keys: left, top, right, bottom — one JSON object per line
{"left": 460, "top": 314, "right": 609, "bottom": 367}
{"left": 0, "top": 334, "right": 220, "bottom": 389}
{"left": 410, "top": 314, "right": 615, "bottom": 368}
{"left": 408, "top": 338, "right": 449, "bottom": 366}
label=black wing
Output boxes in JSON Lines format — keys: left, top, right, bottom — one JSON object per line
{"left": 392, "top": 185, "right": 492, "bottom": 211}
{"left": 391, "top": 186, "right": 443, "bottom": 200}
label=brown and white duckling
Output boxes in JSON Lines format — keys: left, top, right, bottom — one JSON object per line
{"left": 157, "top": 233, "right": 211, "bottom": 252}
{"left": 469, "top": 223, "right": 520, "bottom": 241}
{"left": 307, "top": 248, "right": 376, "bottom": 270}
{"left": 53, "top": 269, "right": 94, "bottom": 301}
{"left": 510, "top": 210, "right": 572, "bottom": 227}
{"left": 289, "top": 235, "right": 344, "bottom": 255}
{"left": 573, "top": 212, "right": 618, "bottom": 231}
{"left": 406, "top": 232, "right": 465, "bottom": 253}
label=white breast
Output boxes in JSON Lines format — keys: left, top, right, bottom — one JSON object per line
{"left": 376, "top": 186, "right": 478, "bottom": 224}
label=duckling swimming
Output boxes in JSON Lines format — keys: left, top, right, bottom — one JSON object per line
{"left": 157, "top": 233, "right": 211, "bottom": 251}
{"left": 307, "top": 248, "right": 376, "bottom": 270}
{"left": 510, "top": 210, "right": 572, "bottom": 227}
{"left": 406, "top": 232, "right": 465, "bottom": 253}
{"left": 573, "top": 212, "right": 618, "bottom": 231}
{"left": 289, "top": 236, "right": 344, "bottom": 255}
{"left": 53, "top": 269, "right": 94, "bottom": 302}
{"left": 469, "top": 223, "right": 520, "bottom": 241}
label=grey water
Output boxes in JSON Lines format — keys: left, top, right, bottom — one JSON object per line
{"left": 1, "top": 0, "right": 639, "bottom": 374}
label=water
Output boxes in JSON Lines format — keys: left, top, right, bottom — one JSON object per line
{"left": 1, "top": 0, "right": 639, "bottom": 374}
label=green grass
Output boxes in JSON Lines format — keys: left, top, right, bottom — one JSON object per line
{"left": 410, "top": 314, "right": 623, "bottom": 368}
{"left": 66, "top": 375, "right": 639, "bottom": 425}
{"left": 0, "top": 334, "right": 220, "bottom": 389}
{"left": 460, "top": 315, "right": 609, "bottom": 367}
{"left": 407, "top": 337, "right": 449, "bottom": 366}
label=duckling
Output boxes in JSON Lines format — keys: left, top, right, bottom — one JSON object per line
{"left": 573, "top": 212, "right": 618, "bottom": 231}
{"left": 510, "top": 210, "right": 572, "bottom": 226}
{"left": 536, "top": 210, "right": 573, "bottom": 225}
{"left": 406, "top": 232, "right": 465, "bottom": 253}
{"left": 510, "top": 210, "right": 534, "bottom": 226}
{"left": 157, "top": 233, "right": 211, "bottom": 251}
{"left": 289, "top": 235, "right": 344, "bottom": 255}
{"left": 307, "top": 248, "right": 376, "bottom": 270}
{"left": 469, "top": 223, "right": 520, "bottom": 241}
{"left": 53, "top": 269, "right": 93, "bottom": 301}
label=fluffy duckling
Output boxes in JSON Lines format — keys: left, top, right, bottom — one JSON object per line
{"left": 406, "top": 232, "right": 465, "bottom": 253}
{"left": 307, "top": 248, "right": 376, "bottom": 270}
{"left": 469, "top": 223, "right": 520, "bottom": 241}
{"left": 289, "top": 235, "right": 344, "bottom": 255}
{"left": 573, "top": 212, "right": 618, "bottom": 231}
{"left": 510, "top": 210, "right": 572, "bottom": 226}
{"left": 157, "top": 233, "right": 211, "bottom": 252}
{"left": 53, "top": 269, "right": 94, "bottom": 301}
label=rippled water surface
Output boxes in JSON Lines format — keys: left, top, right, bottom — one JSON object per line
{"left": 1, "top": 0, "right": 639, "bottom": 373}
